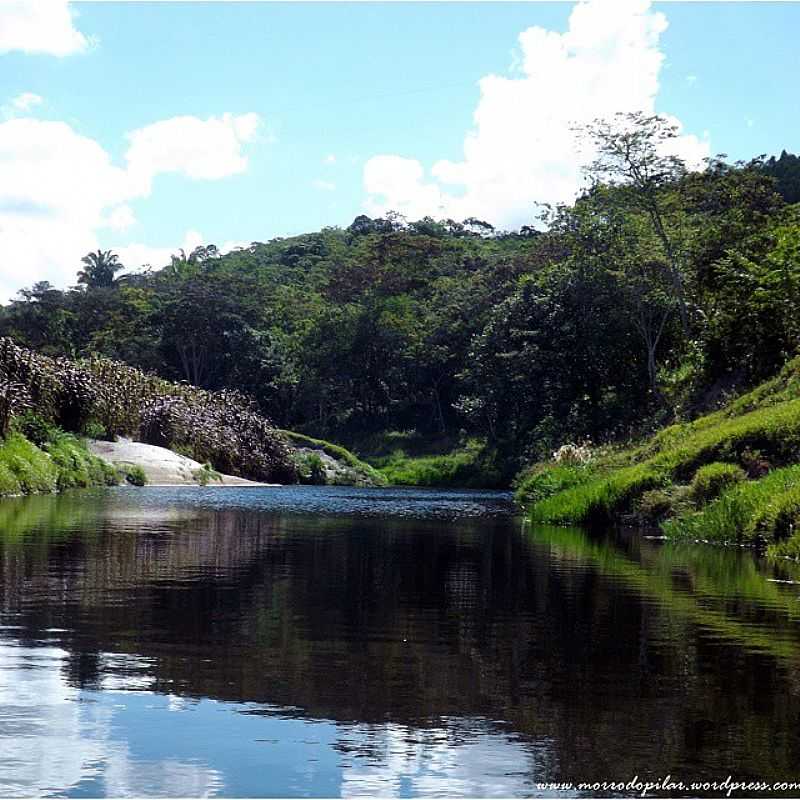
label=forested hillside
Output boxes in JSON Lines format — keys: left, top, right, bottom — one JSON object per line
{"left": 2, "top": 116, "right": 799, "bottom": 481}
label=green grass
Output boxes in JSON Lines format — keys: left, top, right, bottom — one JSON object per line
{"left": 664, "top": 466, "right": 800, "bottom": 552}
{"left": 371, "top": 440, "right": 503, "bottom": 488}
{"left": 0, "top": 430, "right": 118, "bottom": 498}
{"left": 278, "top": 430, "right": 387, "bottom": 486}
{"left": 688, "top": 462, "right": 746, "bottom": 505}
{"left": 45, "top": 433, "right": 119, "bottom": 490}
{"left": 514, "top": 463, "right": 596, "bottom": 507}
{"left": 0, "top": 433, "right": 59, "bottom": 495}
{"left": 525, "top": 355, "right": 800, "bottom": 527}
{"left": 530, "top": 462, "right": 667, "bottom": 524}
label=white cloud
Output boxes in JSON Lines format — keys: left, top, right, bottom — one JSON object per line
{"left": 11, "top": 91, "right": 43, "bottom": 111}
{"left": 312, "top": 179, "right": 336, "bottom": 192}
{"left": 116, "top": 230, "right": 203, "bottom": 271}
{"left": 2, "top": 91, "right": 44, "bottom": 120}
{"left": 125, "top": 112, "right": 261, "bottom": 194}
{"left": 364, "top": 155, "right": 445, "bottom": 220}
{"left": 363, "top": 0, "right": 709, "bottom": 229}
{"left": 0, "top": 0, "right": 89, "bottom": 56}
{"left": 323, "top": 154, "right": 336, "bottom": 165}
{"left": 0, "top": 113, "right": 262, "bottom": 300}
{"left": 105, "top": 204, "right": 136, "bottom": 231}
{"left": 116, "top": 230, "right": 250, "bottom": 272}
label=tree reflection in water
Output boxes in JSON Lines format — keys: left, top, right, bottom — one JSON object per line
{"left": 0, "top": 486, "right": 799, "bottom": 796}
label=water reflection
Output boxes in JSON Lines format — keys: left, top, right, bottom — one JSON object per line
{"left": 0, "top": 487, "right": 799, "bottom": 797}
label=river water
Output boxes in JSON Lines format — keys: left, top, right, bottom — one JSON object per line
{"left": 1, "top": 486, "right": 799, "bottom": 797}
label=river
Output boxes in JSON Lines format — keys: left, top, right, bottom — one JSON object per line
{"left": 1, "top": 486, "right": 799, "bottom": 797}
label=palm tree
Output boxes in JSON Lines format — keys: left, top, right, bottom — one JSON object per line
{"left": 77, "top": 249, "right": 123, "bottom": 289}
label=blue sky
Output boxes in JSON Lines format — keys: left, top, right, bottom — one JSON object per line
{"left": 0, "top": 1, "right": 798, "bottom": 297}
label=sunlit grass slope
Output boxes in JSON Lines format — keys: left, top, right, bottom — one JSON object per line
{"left": 519, "top": 357, "right": 800, "bottom": 558}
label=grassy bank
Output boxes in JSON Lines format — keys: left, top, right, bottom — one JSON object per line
{"left": 519, "top": 357, "right": 800, "bottom": 559}
{"left": 355, "top": 433, "right": 504, "bottom": 488}
{"left": 278, "top": 430, "right": 387, "bottom": 486}
{"left": 0, "top": 430, "right": 118, "bottom": 497}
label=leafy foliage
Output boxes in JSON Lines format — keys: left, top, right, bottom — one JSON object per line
{"left": 121, "top": 464, "right": 148, "bottom": 487}
{"left": 0, "top": 337, "right": 296, "bottom": 483}
{"left": 280, "top": 430, "right": 387, "bottom": 486}
{"left": 0, "top": 135, "right": 797, "bottom": 481}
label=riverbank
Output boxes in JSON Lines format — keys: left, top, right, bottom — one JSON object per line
{"left": 342, "top": 431, "right": 506, "bottom": 489}
{"left": 0, "top": 431, "right": 118, "bottom": 497}
{"left": 87, "top": 438, "right": 277, "bottom": 487}
{"left": 517, "top": 356, "right": 800, "bottom": 559}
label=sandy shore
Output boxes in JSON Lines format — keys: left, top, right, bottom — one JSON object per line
{"left": 87, "top": 438, "right": 279, "bottom": 487}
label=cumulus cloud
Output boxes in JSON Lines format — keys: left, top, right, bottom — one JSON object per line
{"left": 0, "top": 0, "right": 89, "bottom": 56}
{"left": 116, "top": 231, "right": 251, "bottom": 273}
{"left": 116, "top": 230, "right": 204, "bottom": 272}
{"left": 363, "top": 0, "right": 709, "bottom": 229}
{"left": 0, "top": 113, "right": 262, "bottom": 300}
{"left": 125, "top": 112, "right": 260, "bottom": 194}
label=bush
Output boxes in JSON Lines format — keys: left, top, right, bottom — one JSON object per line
{"left": 638, "top": 489, "right": 674, "bottom": 521}
{"left": 637, "top": 484, "right": 693, "bottom": 523}
{"left": 121, "top": 464, "right": 147, "bottom": 487}
{"left": 0, "top": 433, "right": 57, "bottom": 495}
{"left": 552, "top": 442, "right": 592, "bottom": 466}
{"left": 295, "top": 452, "right": 327, "bottom": 485}
{"left": 141, "top": 392, "right": 296, "bottom": 484}
{"left": 689, "top": 462, "right": 746, "bottom": 505}
{"left": 0, "top": 338, "right": 296, "bottom": 485}
{"left": 280, "top": 430, "right": 386, "bottom": 486}
{"left": 45, "top": 433, "right": 119, "bottom": 490}
{"left": 12, "top": 411, "right": 57, "bottom": 447}
{"left": 191, "top": 462, "right": 221, "bottom": 486}
{"left": 82, "top": 420, "right": 110, "bottom": 441}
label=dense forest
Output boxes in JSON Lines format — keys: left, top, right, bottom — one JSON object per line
{"left": 2, "top": 115, "right": 799, "bottom": 483}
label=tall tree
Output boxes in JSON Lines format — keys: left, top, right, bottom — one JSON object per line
{"left": 77, "top": 250, "right": 124, "bottom": 289}
{"left": 581, "top": 112, "right": 691, "bottom": 335}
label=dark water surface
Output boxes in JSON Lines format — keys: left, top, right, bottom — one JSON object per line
{"left": 1, "top": 486, "right": 800, "bottom": 798}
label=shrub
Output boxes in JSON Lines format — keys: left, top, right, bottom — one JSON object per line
{"left": 279, "top": 430, "right": 387, "bottom": 486}
{"left": 141, "top": 393, "right": 296, "bottom": 484}
{"left": 295, "top": 452, "right": 327, "bottom": 485}
{"left": 637, "top": 484, "right": 693, "bottom": 523}
{"left": 121, "top": 464, "right": 147, "bottom": 487}
{"left": 0, "top": 338, "right": 297, "bottom": 484}
{"left": 12, "top": 411, "right": 57, "bottom": 447}
{"left": 689, "top": 462, "right": 746, "bottom": 505}
{"left": 82, "top": 420, "right": 110, "bottom": 441}
{"left": 45, "top": 433, "right": 119, "bottom": 490}
{"left": 638, "top": 489, "right": 674, "bottom": 521}
{"left": 192, "top": 462, "right": 221, "bottom": 486}
{"left": 0, "top": 433, "right": 58, "bottom": 495}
